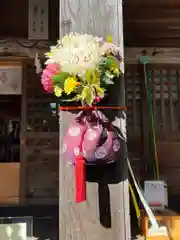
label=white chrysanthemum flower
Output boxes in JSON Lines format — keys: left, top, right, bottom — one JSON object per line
{"left": 45, "top": 33, "right": 104, "bottom": 76}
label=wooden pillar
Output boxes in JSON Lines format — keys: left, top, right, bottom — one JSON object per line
{"left": 59, "top": 0, "right": 131, "bottom": 239}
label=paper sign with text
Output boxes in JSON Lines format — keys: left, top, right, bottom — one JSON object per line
{"left": 144, "top": 180, "right": 168, "bottom": 209}
{"left": 0, "top": 222, "right": 26, "bottom": 239}
{"left": 0, "top": 66, "right": 22, "bottom": 95}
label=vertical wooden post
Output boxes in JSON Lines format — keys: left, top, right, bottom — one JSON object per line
{"left": 20, "top": 59, "right": 29, "bottom": 203}
{"left": 59, "top": 0, "right": 130, "bottom": 239}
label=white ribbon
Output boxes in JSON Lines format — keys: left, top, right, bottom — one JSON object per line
{"left": 127, "top": 157, "right": 159, "bottom": 229}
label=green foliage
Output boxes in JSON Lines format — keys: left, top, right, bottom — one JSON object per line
{"left": 81, "top": 87, "right": 94, "bottom": 105}
{"left": 95, "top": 86, "right": 105, "bottom": 98}
{"left": 48, "top": 55, "right": 121, "bottom": 105}
{"left": 52, "top": 72, "right": 69, "bottom": 85}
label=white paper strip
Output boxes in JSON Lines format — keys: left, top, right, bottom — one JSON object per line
{"left": 127, "top": 157, "right": 159, "bottom": 228}
{"left": 127, "top": 157, "right": 168, "bottom": 236}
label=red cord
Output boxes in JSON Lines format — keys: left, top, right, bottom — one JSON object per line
{"left": 75, "top": 128, "right": 86, "bottom": 203}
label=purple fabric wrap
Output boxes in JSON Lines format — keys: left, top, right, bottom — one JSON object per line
{"left": 62, "top": 110, "right": 121, "bottom": 165}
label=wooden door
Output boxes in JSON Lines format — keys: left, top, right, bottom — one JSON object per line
{"left": 20, "top": 59, "right": 59, "bottom": 205}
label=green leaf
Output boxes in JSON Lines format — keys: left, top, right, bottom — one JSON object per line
{"left": 71, "top": 94, "right": 82, "bottom": 102}
{"left": 107, "top": 57, "right": 118, "bottom": 67}
{"left": 104, "top": 77, "right": 114, "bottom": 85}
{"left": 100, "top": 56, "right": 118, "bottom": 70}
{"left": 102, "top": 72, "right": 114, "bottom": 85}
{"left": 95, "top": 86, "right": 105, "bottom": 98}
{"left": 105, "top": 70, "right": 115, "bottom": 79}
{"left": 85, "top": 70, "right": 99, "bottom": 85}
{"left": 101, "top": 71, "right": 115, "bottom": 86}
{"left": 76, "top": 86, "right": 84, "bottom": 94}
{"left": 52, "top": 75, "right": 61, "bottom": 82}
{"left": 60, "top": 98, "right": 74, "bottom": 102}
{"left": 99, "top": 57, "right": 108, "bottom": 66}
{"left": 52, "top": 72, "right": 69, "bottom": 83}
{"left": 86, "top": 88, "right": 94, "bottom": 105}
{"left": 81, "top": 87, "right": 88, "bottom": 101}
{"left": 60, "top": 95, "right": 81, "bottom": 103}
{"left": 81, "top": 87, "right": 94, "bottom": 105}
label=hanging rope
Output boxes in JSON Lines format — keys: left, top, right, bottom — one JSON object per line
{"left": 140, "top": 56, "right": 159, "bottom": 180}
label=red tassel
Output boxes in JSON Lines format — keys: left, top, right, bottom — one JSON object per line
{"left": 75, "top": 155, "right": 86, "bottom": 203}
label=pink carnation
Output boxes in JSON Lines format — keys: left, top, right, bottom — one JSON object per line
{"left": 41, "top": 70, "right": 53, "bottom": 93}
{"left": 41, "top": 76, "right": 53, "bottom": 93}
{"left": 46, "top": 63, "right": 59, "bottom": 74}
{"left": 41, "top": 64, "right": 59, "bottom": 93}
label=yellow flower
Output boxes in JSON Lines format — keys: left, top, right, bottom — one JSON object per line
{"left": 64, "top": 77, "right": 77, "bottom": 95}
{"left": 110, "top": 66, "right": 120, "bottom": 76}
{"left": 113, "top": 68, "right": 120, "bottom": 76}
{"left": 54, "top": 85, "right": 63, "bottom": 97}
{"left": 46, "top": 52, "right": 52, "bottom": 57}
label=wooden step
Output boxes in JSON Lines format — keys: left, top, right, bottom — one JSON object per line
{"left": 140, "top": 208, "right": 180, "bottom": 240}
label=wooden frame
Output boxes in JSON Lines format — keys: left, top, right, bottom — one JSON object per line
{"left": 20, "top": 58, "right": 29, "bottom": 203}
{"left": 0, "top": 58, "right": 26, "bottom": 204}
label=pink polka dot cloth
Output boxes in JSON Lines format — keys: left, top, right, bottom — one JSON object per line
{"left": 62, "top": 110, "right": 121, "bottom": 165}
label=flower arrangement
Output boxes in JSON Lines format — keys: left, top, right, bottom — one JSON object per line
{"left": 41, "top": 32, "right": 122, "bottom": 105}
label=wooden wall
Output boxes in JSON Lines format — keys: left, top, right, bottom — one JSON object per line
{"left": 123, "top": 0, "right": 180, "bottom": 47}
{"left": 21, "top": 60, "right": 59, "bottom": 205}
{"left": 126, "top": 62, "right": 180, "bottom": 211}
{"left": 0, "top": 0, "right": 59, "bottom": 41}
{"left": 0, "top": 0, "right": 28, "bottom": 38}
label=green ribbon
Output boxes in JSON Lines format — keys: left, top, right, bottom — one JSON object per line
{"left": 140, "top": 56, "right": 159, "bottom": 180}
{"left": 145, "top": 64, "right": 157, "bottom": 179}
